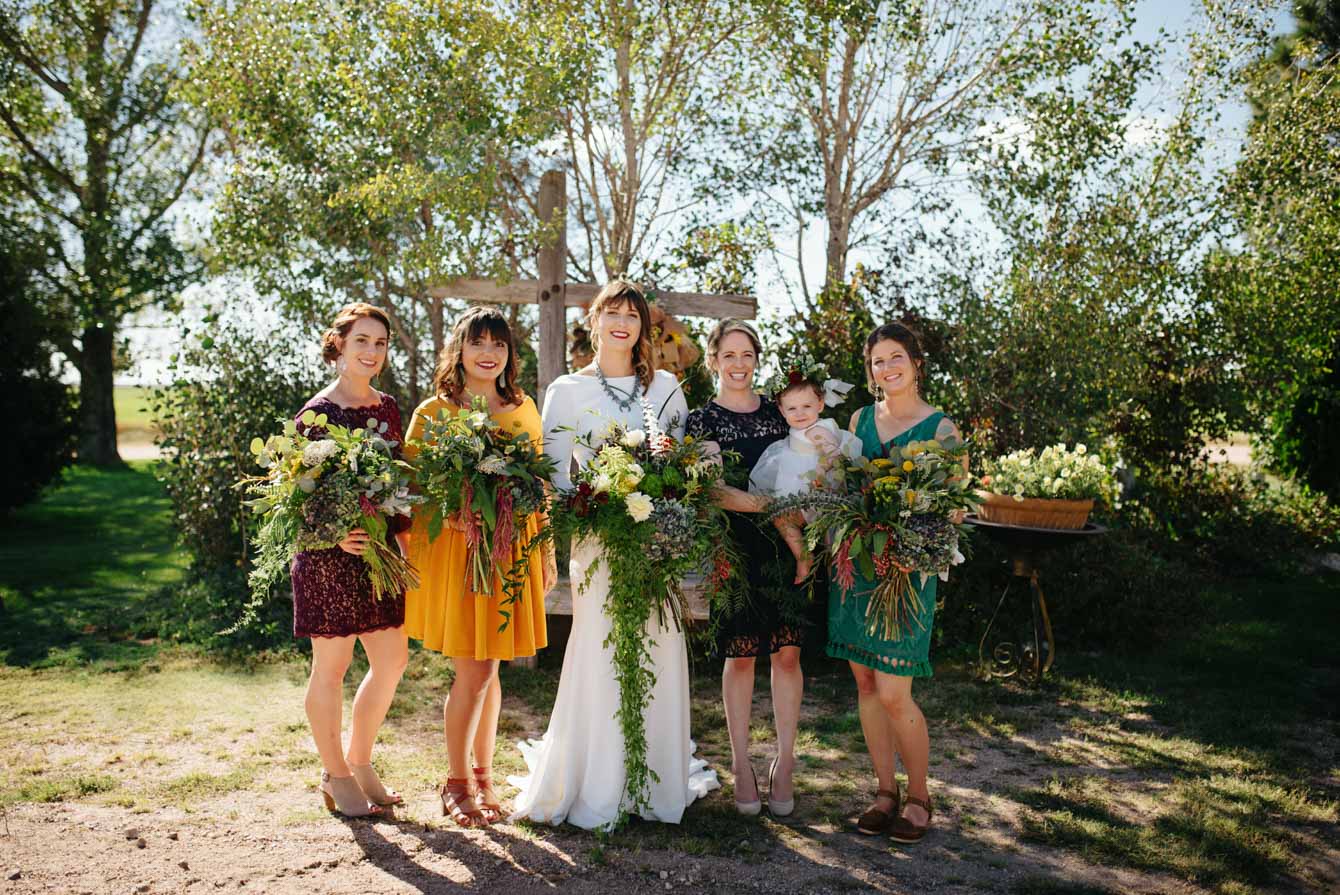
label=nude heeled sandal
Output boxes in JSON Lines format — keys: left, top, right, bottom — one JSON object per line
{"left": 734, "top": 764, "right": 762, "bottom": 816}
{"left": 319, "top": 771, "right": 383, "bottom": 818}
{"left": 348, "top": 761, "right": 403, "bottom": 807}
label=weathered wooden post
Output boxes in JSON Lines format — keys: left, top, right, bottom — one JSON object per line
{"left": 535, "top": 170, "right": 567, "bottom": 409}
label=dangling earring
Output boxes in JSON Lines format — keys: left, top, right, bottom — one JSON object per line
{"left": 336, "top": 356, "right": 348, "bottom": 375}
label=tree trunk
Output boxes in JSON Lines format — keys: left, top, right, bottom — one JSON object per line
{"left": 824, "top": 216, "right": 849, "bottom": 292}
{"left": 76, "top": 323, "right": 122, "bottom": 466}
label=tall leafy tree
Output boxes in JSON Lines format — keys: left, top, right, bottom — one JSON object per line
{"left": 189, "top": 0, "right": 577, "bottom": 403}
{"left": 1217, "top": 0, "right": 1340, "bottom": 492}
{"left": 745, "top": 0, "right": 1152, "bottom": 302}
{"left": 0, "top": 0, "right": 211, "bottom": 465}
{"left": 501, "top": 0, "right": 754, "bottom": 284}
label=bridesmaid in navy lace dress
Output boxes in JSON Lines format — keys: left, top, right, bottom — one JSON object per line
{"left": 290, "top": 302, "right": 410, "bottom": 818}
{"left": 685, "top": 320, "right": 803, "bottom": 818}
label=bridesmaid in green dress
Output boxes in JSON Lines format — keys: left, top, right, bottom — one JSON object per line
{"left": 828, "top": 322, "right": 964, "bottom": 844}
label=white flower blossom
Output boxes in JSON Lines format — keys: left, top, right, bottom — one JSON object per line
{"left": 624, "top": 491, "right": 654, "bottom": 522}
{"left": 301, "top": 439, "right": 341, "bottom": 467}
{"left": 476, "top": 456, "right": 508, "bottom": 475}
{"left": 621, "top": 429, "right": 646, "bottom": 449}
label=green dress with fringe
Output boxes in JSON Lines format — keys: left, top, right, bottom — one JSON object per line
{"left": 825, "top": 405, "right": 945, "bottom": 677}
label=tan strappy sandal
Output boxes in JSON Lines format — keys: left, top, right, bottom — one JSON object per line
{"left": 473, "top": 766, "right": 503, "bottom": 824}
{"left": 439, "top": 778, "right": 487, "bottom": 829}
{"left": 856, "top": 785, "right": 900, "bottom": 835}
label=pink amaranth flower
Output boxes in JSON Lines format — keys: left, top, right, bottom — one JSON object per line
{"left": 835, "top": 539, "right": 856, "bottom": 593}
{"left": 359, "top": 494, "right": 377, "bottom": 517}
{"left": 492, "top": 487, "right": 515, "bottom": 566}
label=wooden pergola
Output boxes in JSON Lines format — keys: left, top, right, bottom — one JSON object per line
{"left": 430, "top": 170, "right": 758, "bottom": 663}
{"left": 427, "top": 170, "right": 757, "bottom": 406}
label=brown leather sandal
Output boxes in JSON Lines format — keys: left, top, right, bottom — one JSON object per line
{"left": 856, "top": 786, "right": 900, "bottom": 835}
{"left": 439, "top": 778, "right": 487, "bottom": 829}
{"left": 890, "top": 795, "right": 933, "bottom": 843}
{"left": 473, "top": 766, "right": 502, "bottom": 824}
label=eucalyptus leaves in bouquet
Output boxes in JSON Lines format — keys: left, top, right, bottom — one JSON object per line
{"left": 550, "top": 401, "right": 741, "bottom": 821}
{"left": 234, "top": 409, "right": 421, "bottom": 628}
{"left": 409, "top": 395, "right": 556, "bottom": 631}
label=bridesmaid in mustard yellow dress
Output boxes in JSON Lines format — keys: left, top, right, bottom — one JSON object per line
{"left": 403, "top": 306, "right": 556, "bottom": 828}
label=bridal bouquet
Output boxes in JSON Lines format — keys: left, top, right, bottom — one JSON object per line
{"left": 408, "top": 396, "right": 556, "bottom": 628}
{"left": 550, "top": 401, "right": 739, "bottom": 818}
{"left": 779, "top": 438, "right": 977, "bottom": 640}
{"left": 240, "top": 409, "right": 421, "bottom": 608}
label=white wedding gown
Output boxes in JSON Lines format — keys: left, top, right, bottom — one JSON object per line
{"left": 508, "top": 370, "right": 719, "bottom": 829}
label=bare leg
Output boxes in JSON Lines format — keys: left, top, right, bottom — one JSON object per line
{"left": 850, "top": 661, "right": 897, "bottom": 817}
{"left": 346, "top": 626, "right": 408, "bottom": 765}
{"left": 470, "top": 672, "right": 503, "bottom": 770}
{"left": 874, "top": 670, "right": 930, "bottom": 825}
{"left": 768, "top": 645, "right": 803, "bottom": 803}
{"left": 722, "top": 655, "right": 759, "bottom": 802}
{"left": 306, "top": 635, "right": 357, "bottom": 776}
{"left": 444, "top": 657, "right": 498, "bottom": 780}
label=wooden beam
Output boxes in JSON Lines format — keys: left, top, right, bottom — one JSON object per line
{"left": 543, "top": 575, "right": 708, "bottom": 620}
{"left": 425, "top": 279, "right": 534, "bottom": 304}
{"left": 566, "top": 284, "right": 756, "bottom": 319}
{"left": 433, "top": 278, "right": 758, "bottom": 321}
{"left": 536, "top": 170, "right": 568, "bottom": 404}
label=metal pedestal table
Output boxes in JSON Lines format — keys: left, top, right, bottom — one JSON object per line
{"left": 966, "top": 516, "right": 1106, "bottom": 684}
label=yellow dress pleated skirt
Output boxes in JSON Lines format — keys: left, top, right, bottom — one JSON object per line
{"left": 402, "top": 394, "right": 550, "bottom": 661}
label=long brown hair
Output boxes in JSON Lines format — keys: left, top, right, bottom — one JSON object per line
{"left": 587, "top": 280, "right": 655, "bottom": 389}
{"left": 432, "top": 306, "right": 524, "bottom": 405}
{"left": 863, "top": 321, "right": 926, "bottom": 397}
{"left": 321, "top": 302, "right": 393, "bottom": 364}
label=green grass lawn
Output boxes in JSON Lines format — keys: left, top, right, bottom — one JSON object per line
{"left": 114, "top": 385, "right": 157, "bottom": 437}
{"left": 0, "top": 461, "right": 186, "bottom": 667}
{"left": 1, "top": 466, "right": 1336, "bottom": 893}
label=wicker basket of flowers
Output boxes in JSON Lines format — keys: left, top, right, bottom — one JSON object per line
{"left": 977, "top": 444, "right": 1118, "bottom": 530}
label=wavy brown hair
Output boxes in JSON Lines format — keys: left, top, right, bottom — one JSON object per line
{"left": 321, "top": 302, "right": 393, "bottom": 364}
{"left": 432, "top": 306, "right": 524, "bottom": 406}
{"left": 863, "top": 321, "right": 926, "bottom": 397}
{"left": 587, "top": 280, "right": 655, "bottom": 389}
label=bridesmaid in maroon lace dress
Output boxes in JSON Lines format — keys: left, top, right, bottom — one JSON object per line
{"left": 291, "top": 302, "right": 411, "bottom": 818}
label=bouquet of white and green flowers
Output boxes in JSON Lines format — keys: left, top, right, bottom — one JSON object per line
{"left": 980, "top": 443, "right": 1120, "bottom": 507}
{"left": 240, "top": 409, "right": 421, "bottom": 607}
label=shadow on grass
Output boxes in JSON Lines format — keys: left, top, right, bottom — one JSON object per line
{"left": 0, "top": 462, "right": 187, "bottom": 668}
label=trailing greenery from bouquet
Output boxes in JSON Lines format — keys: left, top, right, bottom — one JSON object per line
{"left": 231, "top": 409, "right": 421, "bottom": 631}
{"left": 774, "top": 438, "right": 977, "bottom": 640}
{"left": 409, "top": 396, "right": 557, "bottom": 632}
{"left": 980, "top": 443, "right": 1120, "bottom": 507}
{"left": 549, "top": 401, "right": 740, "bottom": 824}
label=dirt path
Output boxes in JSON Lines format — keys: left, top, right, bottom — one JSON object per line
{"left": 2, "top": 651, "right": 1334, "bottom": 895}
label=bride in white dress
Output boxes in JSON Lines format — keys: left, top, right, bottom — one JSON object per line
{"left": 509, "top": 281, "right": 719, "bottom": 830}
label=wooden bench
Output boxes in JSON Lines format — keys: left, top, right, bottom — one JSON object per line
{"left": 510, "top": 575, "right": 708, "bottom": 668}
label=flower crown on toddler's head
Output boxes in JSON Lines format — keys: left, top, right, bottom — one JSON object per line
{"left": 761, "top": 354, "right": 855, "bottom": 408}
